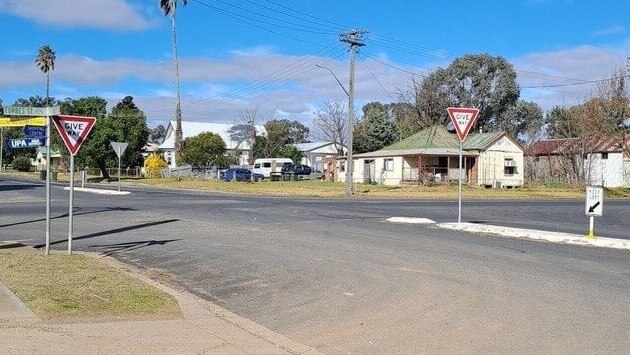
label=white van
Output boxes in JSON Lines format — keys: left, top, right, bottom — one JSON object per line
{"left": 252, "top": 158, "right": 293, "bottom": 178}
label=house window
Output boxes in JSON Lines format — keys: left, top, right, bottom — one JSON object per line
{"left": 339, "top": 161, "right": 345, "bottom": 172}
{"left": 504, "top": 158, "right": 517, "bottom": 176}
{"left": 602, "top": 153, "right": 608, "bottom": 159}
{"left": 384, "top": 158, "right": 394, "bottom": 171}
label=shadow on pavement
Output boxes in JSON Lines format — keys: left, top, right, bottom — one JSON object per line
{"left": 91, "top": 238, "right": 182, "bottom": 256}
{"left": 33, "top": 219, "right": 180, "bottom": 249}
{"left": 0, "top": 207, "right": 136, "bottom": 228}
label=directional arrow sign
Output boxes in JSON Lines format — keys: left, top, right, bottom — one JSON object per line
{"left": 585, "top": 186, "right": 603, "bottom": 216}
{"left": 24, "top": 125, "right": 47, "bottom": 137}
{"left": 6, "top": 138, "right": 45, "bottom": 149}
{"left": 51, "top": 115, "right": 96, "bottom": 156}
{"left": 447, "top": 107, "right": 480, "bottom": 142}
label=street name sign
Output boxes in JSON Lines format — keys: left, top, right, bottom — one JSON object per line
{"left": 51, "top": 115, "right": 96, "bottom": 155}
{"left": 3, "top": 106, "right": 60, "bottom": 116}
{"left": 6, "top": 137, "right": 45, "bottom": 149}
{"left": 447, "top": 107, "right": 480, "bottom": 142}
{"left": 0, "top": 117, "right": 46, "bottom": 127}
{"left": 585, "top": 186, "right": 603, "bottom": 216}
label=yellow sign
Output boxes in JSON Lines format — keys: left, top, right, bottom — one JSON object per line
{"left": 0, "top": 117, "right": 47, "bottom": 127}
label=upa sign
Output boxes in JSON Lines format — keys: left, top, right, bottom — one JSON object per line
{"left": 447, "top": 107, "right": 480, "bottom": 142}
{"left": 51, "top": 115, "right": 96, "bottom": 155}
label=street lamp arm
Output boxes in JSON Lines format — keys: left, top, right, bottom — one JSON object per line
{"left": 316, "top": 63, "right": 349, "bottom": 97}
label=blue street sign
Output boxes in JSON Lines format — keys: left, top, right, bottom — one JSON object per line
{"left": 6, "top": 138, "right": 46, "bottom": 149}
{"left": 24, "top": 125, "right": 47, "bottom": 137}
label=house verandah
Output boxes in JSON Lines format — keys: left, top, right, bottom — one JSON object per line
{"left": 338, "top": 125, "right": 525, "bottom": 187}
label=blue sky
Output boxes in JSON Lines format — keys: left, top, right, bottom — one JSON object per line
{"left": 1, "top": 0, "right": 629, "bottom": 131}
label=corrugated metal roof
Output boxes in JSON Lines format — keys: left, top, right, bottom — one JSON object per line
{"left": 463, "top": 131, "right": 504, "bottom": 150}
{"left": 384, "top": 125, "right": 460, "bottom": 150}
{"left": 527, "top": 134, "right": 630, "bottom": 156}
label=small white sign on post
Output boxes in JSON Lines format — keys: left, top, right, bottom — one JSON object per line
{"left": 110, "top": 142, "right": 128, "bottom": 192}
{"left": 585, "top": 186, "right": 603, "bottom": 239}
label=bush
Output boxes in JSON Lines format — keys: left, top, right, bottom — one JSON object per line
{"left": 12, "top": 156, "right": 32, "bottom": 172}
{"left": 144, "top": 153, "right": 167, "bottom": 178}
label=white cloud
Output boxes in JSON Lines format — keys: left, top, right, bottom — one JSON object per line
{"left": 0, "top": 0, "right": 154, "bottom": 31}
{"left": 513, "top": 44, "right": 628, "bottom": 109}
{"left": 593, "top": 25, "right": 626, "bottom": 37}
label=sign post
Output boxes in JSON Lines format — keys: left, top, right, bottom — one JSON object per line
{"left": 447, "top": 107, "right": 480, "bottom": 224}
{"left": 585, "top": 186, "right": 603, "bottom": 239}
{"left": 110, "top": 142, "right": 128, "bottom": 192}
{"left": 52, "top": 115, "right": 96, "bottom": 255}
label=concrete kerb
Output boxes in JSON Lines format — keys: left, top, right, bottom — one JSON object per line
{"left": 386, "top": 217, "right": 630, "bottom": 251}
{"left": 437, "top": 222, "right": 630, "bottom": 251}
{"left": 63, "top": 186, "right": 131, "bottom": 195}
{"left": 89, "top": 252, "right": 321, "bottom": 355}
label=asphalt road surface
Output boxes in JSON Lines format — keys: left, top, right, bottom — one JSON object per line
{"left": 1, "top": 177, "right": 629, "bottom": 353}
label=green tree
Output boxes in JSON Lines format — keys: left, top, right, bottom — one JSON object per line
{"left": 160, "top": 0, "right": 187, "bottom": 167}
{"left": 417, "top": 54, "right": 520, "bottom": 132}
{"left": 150, "top": 124, "right": 166, "bottom": 144}
{"left": 74, "top": 96, "right": 149, "bottom": 178}
{"left": 278, "top": 145, "right": 303, "bottom": 164}
{"left": 34, "top": 45, "right": 56, "bottom": 103}
{"left": 181, "top": 132, "right": 227, "bottom": 167}
{"left": 353, "top": 102, "right": 400, "bottom": 154}
{"left": 497, "top": 100, "right": 543, "bottom": 142}
{"left": 14, "top": 95, "right": 59, "bottom": 108}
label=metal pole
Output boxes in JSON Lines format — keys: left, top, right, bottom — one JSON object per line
{"left": 45, "top": 112, "right": 51, "bottom": 255}
{"left": 458, "top": 140, "right": 463, "bottom": 224}
{"left": 0, "top": 127, "right": 4, "bottom": 172}
{"left": 118, "top": 147, "right": 121, "bottom": 192}
{"left": 68, "top": 155, "right": 74, "bottom": 255}
{"left": 587, "top": 216, "right": 595, "bottom": 240}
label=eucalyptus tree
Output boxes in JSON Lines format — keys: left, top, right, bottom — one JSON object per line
{"left": 160, "top": 0, "right": 187, "bottom": 166}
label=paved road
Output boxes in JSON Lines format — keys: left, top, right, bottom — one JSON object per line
{"left": 1, "top": 177, "right": 629, "bottom": 353}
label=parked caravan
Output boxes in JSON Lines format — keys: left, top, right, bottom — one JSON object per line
{"left": 252, "top": 158, "right": 293, "bottom": 178}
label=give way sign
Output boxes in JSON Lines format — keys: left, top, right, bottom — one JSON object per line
{"left": 447, "top": 107, "right": 479, "bottom": 142}
{"left": 52, "top": 115, "right": 96, "bottom": 155}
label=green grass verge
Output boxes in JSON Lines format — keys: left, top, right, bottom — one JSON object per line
{"left": 0, "top": 251, "right": 181, "bottom": 320}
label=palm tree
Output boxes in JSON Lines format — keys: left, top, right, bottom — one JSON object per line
{"left": 160, "top": 0, "right": 187, "bottom": 167}
{"left": 34, "top": 44, "right": 56, "bottom": 105}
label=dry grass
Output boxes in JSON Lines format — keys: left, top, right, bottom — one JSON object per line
{"left": 128, "top": 177, "right": 626, "bottom": 200}
{"left": 0, "top": 247, "right": 181, "bottom": 320}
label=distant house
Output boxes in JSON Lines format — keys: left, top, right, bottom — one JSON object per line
{"left": 291, "top": 141, "right": 346, "bottom": 172}
{"left": 337, "top": 125, "right": 525, "bottom": 187}
{"left": 526, "top": 134, "right": 630, "bottom": 187}
{"left": 158, "top": 121, "right": 267, "bottom": 168}
{"left": 32, "top": 147, "right": 62, "bottom": 171}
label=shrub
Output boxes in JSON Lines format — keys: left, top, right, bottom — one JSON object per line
{"left": 12, "top": 156, "right": 32, "bottom": 172}
{"left": 144, "top": 153, "right": 167, "bottom": 178}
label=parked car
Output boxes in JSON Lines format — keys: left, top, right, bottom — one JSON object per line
{"left": 280, "top": 164, "right": 312, "bottom": 176}
{"left": 221, "top": 168, "right": 264, "bottom": 182}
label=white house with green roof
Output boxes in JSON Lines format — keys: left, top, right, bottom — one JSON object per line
{"left": 337, "top": 125, "right": 524, "bottom": 187}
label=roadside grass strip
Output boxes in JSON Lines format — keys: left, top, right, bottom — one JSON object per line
{"left": 438, "top": 222, "right": 630, "bottom": 251}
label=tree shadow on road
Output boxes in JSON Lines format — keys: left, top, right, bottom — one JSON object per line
{"left": 90, "top": 238, "right": 181, "bottom": 256}
{"left": 33, "top": 219, "right": 180, "bottom": 249}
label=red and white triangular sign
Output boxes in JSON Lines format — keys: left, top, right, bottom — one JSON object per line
{"left": 52, "top": 115, "right": 96, "bottom": 155}
{"left": 447, "top": 107, "right": 479, "bottom": 142}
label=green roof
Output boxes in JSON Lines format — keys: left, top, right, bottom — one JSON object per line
{"left": 463, "top": 131, "right": 504, "bottom": 150}
{"left": 383, "top": 125, "right": 504, "bottom": 151}
{"left": 384, "top": 125, "right": 459, "bottom": 150}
